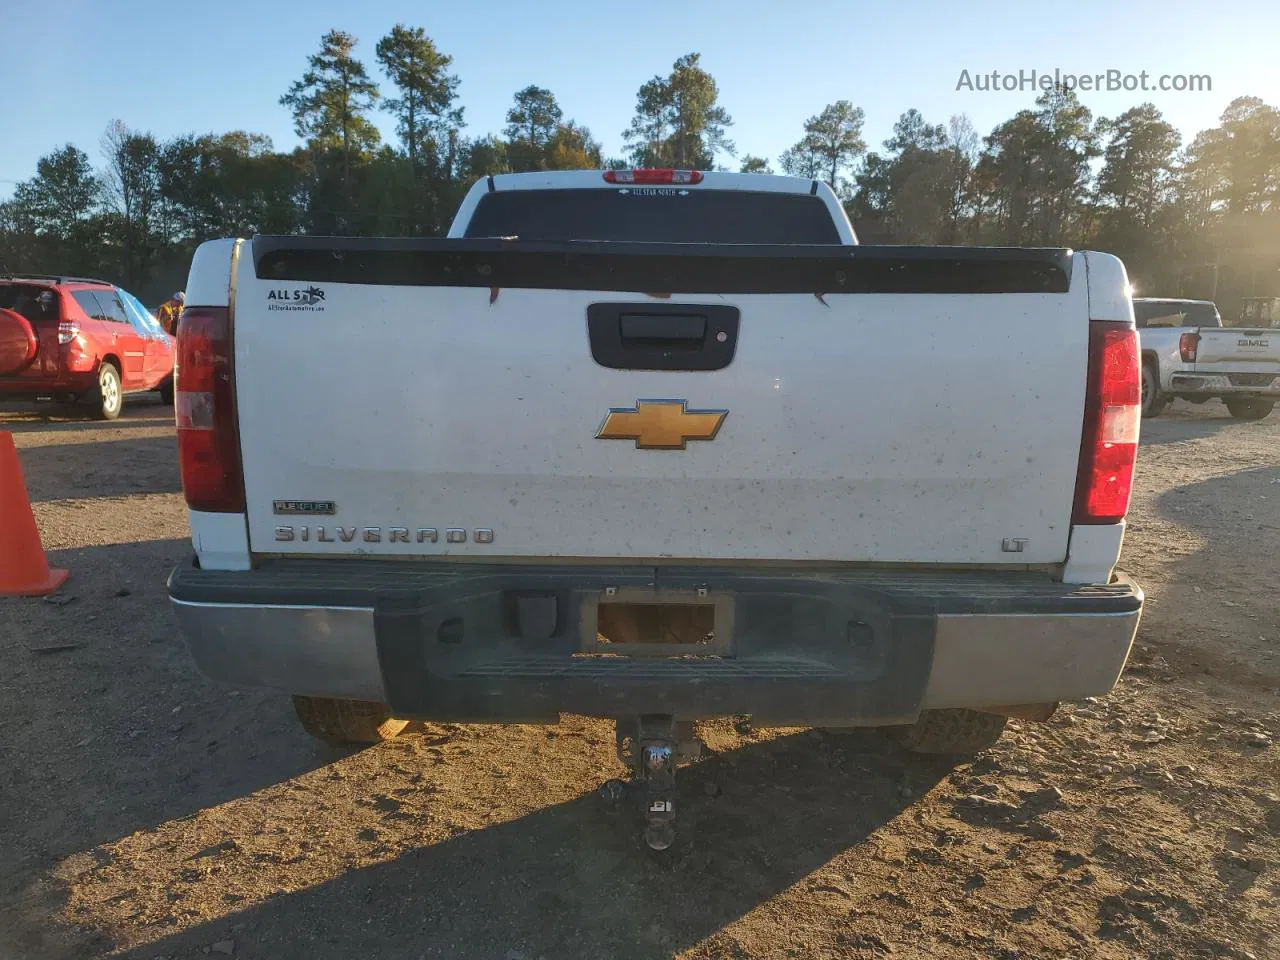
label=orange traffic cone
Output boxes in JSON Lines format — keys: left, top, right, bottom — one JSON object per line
{"left": 0, "top": 431, "right": 69, "bottom": 596}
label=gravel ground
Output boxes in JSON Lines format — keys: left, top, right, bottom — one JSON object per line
{"left": 1, "top": 396, "right": 1278, "bottom": 960}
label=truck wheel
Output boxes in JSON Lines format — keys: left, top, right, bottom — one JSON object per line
{"left": 292, "top": 696, "right": 414, "bottom": 745}
{"left": 85, "top": 362, "right": 123, "bottom": 420}
{"left": 892, "top": 708, "right": 1007, "bottom": 756}
{"left": 1225, "top": 398, "right": 1274, "bottom": 421}
{"left": 1141, "top": 363, "right": 1167, "bottom": 418}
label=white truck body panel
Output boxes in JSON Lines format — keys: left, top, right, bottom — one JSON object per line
{"left": 183, "top": 238, "right": 238, "bottom": 309}
{"left": 189, "top": 510, "right": 250, "bottom": 571}
{"left": 1140, "top": 328, "right": 1187, "bottom": 393}
{"left": 230, "top": 256, "right": 1092, "bottom": 566}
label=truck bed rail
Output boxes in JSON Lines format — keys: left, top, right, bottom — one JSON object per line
{"left": 252, "top": 237, "right": 1074, "bottom": 295}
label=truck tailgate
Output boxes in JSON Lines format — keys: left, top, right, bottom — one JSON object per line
{"left": 233, "top": 241, "right": 1090, "bottom": 566}
{"left": 1192, "top": 328, "right": 1280, "bottom": 367}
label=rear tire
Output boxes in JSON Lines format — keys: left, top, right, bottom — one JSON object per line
{"left": 892, "top": 708, "right": 1008, "bottom": 756}
{"left": 157, "top": 377, "right": 174, "bottom": 406}
{"left": 292, "top": 696, "right": 414, "bottom": 746}
{"left": 1225, "top": 397, "right": 1274, "bottom": 421}
{"left": 85, "top": 362, "right": 122, "bottom": 420}
{"left": 1141, "top": 363, "right": 1167, "bottom": 418}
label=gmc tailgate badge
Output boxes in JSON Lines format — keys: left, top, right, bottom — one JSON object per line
{"left": 596, "top": 400, "right": 728, "bottom": 450}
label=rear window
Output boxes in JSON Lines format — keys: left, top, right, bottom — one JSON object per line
{"left": 1182, "top": 303, "right": 1221, "bottom": 327}
{"left": 0, "top": 283, "right": 61, "bottom": 324}
{"left": 1243, "top": 299, "right": 1279, "bottom": 324}
{"left": 1134, "top": 300, "right": 1221, "bottom": 328}
{"left": 462, "top": 188, "right": 843, "bottom": 244}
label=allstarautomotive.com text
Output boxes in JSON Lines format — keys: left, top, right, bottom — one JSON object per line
{"left": 956, "top": 69, "right": 1212, "bottom": 94}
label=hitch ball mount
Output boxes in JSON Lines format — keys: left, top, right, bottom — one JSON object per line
{"left": 599, "top": 715, "right": 703, "bottom": 851}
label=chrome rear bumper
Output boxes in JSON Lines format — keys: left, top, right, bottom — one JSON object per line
{"left": 169, "top": 557, "right": 1142, "bottom": 724}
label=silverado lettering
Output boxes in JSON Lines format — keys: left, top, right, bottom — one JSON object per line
{"left": 273, "top": 525, "right": 492, "bottom": 544}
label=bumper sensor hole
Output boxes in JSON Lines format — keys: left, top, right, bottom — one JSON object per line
{"left": 848, "top": 619, "right": 874, "bottom": 649}
{"left": 437, "top": 617, "right": 464, "bottom": 644}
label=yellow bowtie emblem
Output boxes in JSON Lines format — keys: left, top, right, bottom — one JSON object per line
{"left": 596, "top": 400, "right": 728, "bottom": 450}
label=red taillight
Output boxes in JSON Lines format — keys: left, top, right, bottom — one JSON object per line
{"left": 1178, "top": 331, "right": 1199, "bottom": 362}
{"left": 175, "top": 306, "right": 244, "bottom": 513}
{"left": 1072, "top": 322, "right": 1140, "bottom": 525}
{"left": 57, "top": 320, "right": 79, "bottom": 345}
{"left": 603, "top": 168, "right": 704, "bottom": 185}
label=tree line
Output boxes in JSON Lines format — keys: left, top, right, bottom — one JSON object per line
{"left": 1, "top": 25, "right": 1277, "bottom": 320}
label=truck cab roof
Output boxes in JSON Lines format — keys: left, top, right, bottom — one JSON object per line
{"left": 448, "top": 168, "right": 858, "bottom": 245}
{"left": 485, "top": 169, "right": 826, "bottom": 194}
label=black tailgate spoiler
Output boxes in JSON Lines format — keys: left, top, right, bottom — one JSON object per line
{"left": 251, "top": 237, "right": 1074, "bottom": 295}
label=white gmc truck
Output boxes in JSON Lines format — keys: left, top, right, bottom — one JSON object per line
{"left": 168, "top": 169, "right": 1145, "bottom": 849}
{"left": 1135, "top": 297, "right": 1280, "bottom": 420}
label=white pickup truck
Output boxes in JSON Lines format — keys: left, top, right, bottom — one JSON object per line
{"left": 1136, "top": 297, "right": 1280, "bottom": 420}
{"left": 168, "top": 169, "right": 1144, "bottom": 849}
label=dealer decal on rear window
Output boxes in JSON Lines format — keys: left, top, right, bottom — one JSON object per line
{"left": 617, "top": 187, "right": 690, "bottom": 197}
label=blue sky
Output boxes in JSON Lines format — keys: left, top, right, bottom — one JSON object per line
{"left": 1, "top": 0, "right": 1275, "bottom": 198}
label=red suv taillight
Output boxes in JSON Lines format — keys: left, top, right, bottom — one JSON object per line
{"left": 175, "top": 306, "right": 244, "bottom": 513}
{"left": 1072, "top": 322, "right": 1140, "bottom": 525}
{"left": 1178, "top": 331, "right": 1199, "bottom": 362}
{"left": 57, "top": 320, "right": 79, "bottom": 345}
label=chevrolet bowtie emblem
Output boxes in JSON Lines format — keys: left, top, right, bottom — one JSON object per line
{"left": 596, "top": 399, "right": 728, "bottom": 450}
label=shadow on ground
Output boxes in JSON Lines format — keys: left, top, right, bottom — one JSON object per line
{"left": 0, "top": 397, "right": 172, "bottom": 433}
{"left": 1153, "top": 463, "right": 1280, "bottom": 562}
{"left": 1139, "top": 463, "right": 1280, "bottom": 691}
{"left": 1138, "top": 411, "right": 1235, "bottom": 447}
{"left": 119, "top": 731, "right": 952, "bottom": 960}
{"left": 15, "top": 435, "right": 180, "bottom": 502}
{"left": 0, "top": 538, "right": 340, "bottom": 910}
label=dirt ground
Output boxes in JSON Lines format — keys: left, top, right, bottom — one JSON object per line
{"left": 1, "top": 395, "right": 1278, "bottom": 960}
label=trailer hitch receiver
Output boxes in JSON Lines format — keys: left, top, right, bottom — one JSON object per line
{"left": 599, "top": 715, "right": 698, "bottom": 850}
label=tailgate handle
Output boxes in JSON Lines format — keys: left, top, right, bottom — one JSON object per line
{"left": 587, "top": 302, "right": 740, "bottom": 372}
{"left": 619, "top": 313, "right": 707, "bottom": 345}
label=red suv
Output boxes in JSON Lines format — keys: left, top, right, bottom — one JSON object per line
{"left": 0, "top": 275, "right": 175, "bottom": 420}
